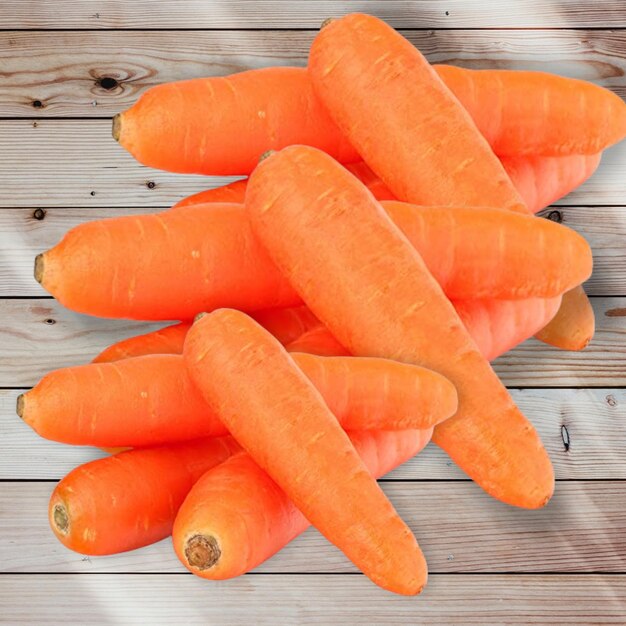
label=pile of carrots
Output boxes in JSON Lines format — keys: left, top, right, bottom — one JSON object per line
{"left": 18, "top": 14, "right": 626, "bottom": 595}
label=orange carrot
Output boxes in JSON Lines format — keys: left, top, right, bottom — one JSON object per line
{"left": 437, "top": 64, "right": 626, "bottom": 156}
{"left": 115, "top": 68, "right": 626, "bottom": 176}
{"left": 251, "top": 305, "right": 322, "bottom": 345}
{"left": 246, "top": 145, "right": 554, "bottom": 509}
{"left": 285, "top": 325, "right": 350, "bottom": 356}
{"left": 93, "top": 322, "right": 192, "bottom": 363}
{"left": 19, "top": 352, "right": 457, "bottom": 447}
{"left": 309, "top": 14, "right": 525, "bottom": 210}
{"left": 183, "top": 309, "right": 427, "bottom": 595}
{"left": 173, "top": 179, "right": 248, "bottom": 208}
{"left": 174, "top": 429, "right": 431, "bottom": 579}
{"left": 49, "top": 437, "right": 241, "bottom": 555}
{"left": 534, "top": 286, "right": 595, "bottom": 351}
{"left": 37, "top": 202, "right": 590, "bottom": 320}
{"left": 501, "top": 153, "right": 602, "bottom": 214}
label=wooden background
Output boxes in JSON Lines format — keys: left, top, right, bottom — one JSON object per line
{"left": 1, "top": 1, "right": 626, "bottom": 623}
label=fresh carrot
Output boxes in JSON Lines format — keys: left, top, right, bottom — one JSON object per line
{"left": 309, "top": 14, "right": 525, "bottom": 210}
{"left": 93, "top": 322, "right": 192, "bottom": 363}
{"left": 251, "top": 305, "right": 322, "bottom": 345}
{"left": 183, "top": 309, "right": 427, "bottom": 595}
{"left": 113, "top": 66, "right": 358, "bottom": 175}
{"left": 174, "top": 429, "right": 431, "bottom": 580}
{"left": 501, "top": 153, "right": 602, "bottom": 214}
{"left": 37, "top": 202, "right": 591, "bottom": 320}
{"left": 534, "top": 286, "right": 595, "bottom": 350}
{"left": 49, "top": 437, "right": 242, "bottom": 555}
{"left": 18, "top": 351, "right": 457, "bottom": 447}
{"left": 245, "top": 145, "right": 554, "bottom": 509}
{"left": 115, "top": 68, "right": 626, "bottom": 176}
{"left": 173, "top": 179, "right": 248, "bottom": 208}
{"left": 437, "top": 64, "right": 626, "bottom": 156}
{"left": 285, "top": 325, "right": 350, "bottom": 356}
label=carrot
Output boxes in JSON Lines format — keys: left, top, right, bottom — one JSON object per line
{"left": 49, "top": 437, "right": 241, "bottom": 555}
{"left": 309, "top": 14, "right": 525, "bottom": 210}
{"left": 251, "top": 305, "right": 322, "bottom": 345}
{"left": 18, "top": 351, "right": 457, "bottom": 447}
{"left": 115, "top": 68, "right": 626, "bottom": 176}
{"left": 437, "top": 64, "right": 626, "bottom": 156}
{"left": 183, "top": 309, "right": 427, "bottom": 595}
{"left": 93, "top": 322, "right": 192, "bottom": 363}
{"left": 501, "top": 153, "right": 602, "bottom": 214}
{"left": 173, "top": 179, "right": 248, "bottom": 208}
{"left": 245, "top": 145, "right": 554, "bottom": 509}
{"left": 174, "top": 429, "right": 431, "bottom": 580}
{"left": 37, "top": 202, "right": 590, "bottom": 320}
{"left": 113, "top": 66, "right": 358, "bottom": 176}
{"left": 285, "top": 325, "right": 350, "bottom": 356}
{"left": 534, "top": 286, "right": 595, "bottom": 350}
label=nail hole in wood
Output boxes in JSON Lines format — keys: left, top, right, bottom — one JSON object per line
{"left": 44, "top": 318, "right": 56, "bottom": 325}
{"left": 98, "top": 77, "right": 118, "bottom": 90}
{"left": 33, "top": 208, "right": 46, "bottom": 221}
{"left": 146, "top": 181, "right": 156, "bottom": 189}
{"left": 561, "top": 424, "right": 570, "bottom": 452}
{"left": 90, "top": 191, "right": 96, "bottom": 196}
{"left": 445, "top": 10, "right": 450, "bottom": 16}
{"left": 547, "top": 210, "right": 563, "bottom": 223}
{"left": 606, "top": 394, "right": 617, "bottom": 407}
{"left": 32, "top": 100, "right": 44, "bottom": 109}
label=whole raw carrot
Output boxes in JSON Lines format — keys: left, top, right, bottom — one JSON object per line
{"left": 173, "top": 179, "right": 248, "bottom": 208}
{"left": 19, "top": 352, "right": 457, "bottom": 446}
{"left": 183, "top": 309, "right": 427, "bottom": 595}
{"left": 49, "top": 437, "right": 241, "bottom": 555}
{"left": 37, "top": 202, "right": 590, "bottom": 320}
{"left": 501, "top": 153, "right": 602, "bottom": 214}
{"left": 309, "top": 14, "right": 525, "bottom": 210}
{"left": 174, "top": 429, "right": 431, "bottom": 579}
{"left": 115, "top": 67, "right": 626, "bottom": 175}
{"left": 246, "top": 145, "right": 554, "bottom": 509}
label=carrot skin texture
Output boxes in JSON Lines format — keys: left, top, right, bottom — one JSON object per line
{"left": 250, "top": 305, "right": 322, "bottom": 345}
{"left": 174, "top": 429, "right": 431, "bottom": 580}
{"left": 172, "top": 179, "right": 248, "bottom": 208}
{"left": 39, "top": 202, "right": 590, "bottom": 321}
{"left": 20, "top": 352, "right": 456, "bottom": 446}
{"left": 49, "top": 437, "right": 242, "bottom": 555}
{"left": 501, "top": 153, "right": 602, "bottom": 214}
{"left": 183, "top": 310, "right": 427, "bottom": 595}
{"left": 285, "top": 325, "right": 350, "bottom": 356}
{"left": 309, "top": 14, "right": 525, "bottom": 211}
{"left": 534, "top": 286, "right": 595, "bottom": 351}
{"left": 246, "top": 145, "right": 554, "bottom": 509}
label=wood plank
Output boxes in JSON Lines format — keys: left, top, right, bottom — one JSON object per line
{"left": 4, "top": 388, "right": 624, "bottom": 480}
{"left": 3, "top": 29, "right": 626, "bottom": 117}
{"left": 2, "top": 482, "right": 625, "bottom": 574}
{"left": 0, "top": 298, "right": 623, "bottom": 388}
{"left": 2, "top": 1, "right": 626, "bottom": 29}
{"left": 0, "top": 119, "right": 623, "bottom": 207}
{"left": 0, "top": 574, "right": 624, "bottom": 624}
{"left": 2, "top": 206, "right": 624, "bottom": 297}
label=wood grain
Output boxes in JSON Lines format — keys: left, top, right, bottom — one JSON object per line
{"left": 2, "top": 206, "right": 624, "bottom": 296}
{"left": 1, "top": 298, "right": 623, "bottom": 388}
{"left": 0, "top": 574, "right": 624, "bottom": 624}
{"left": 2, "top": 1, "right": 626, "bottom": 29}
{"left": 2, "top": 29, "right": 626, "bottom": 117}
{"left": 2, "top": 481, "right": 625, "bottom": 574}
{"left": 0, "top": 120, "right": 623, "bottom": 207}
{"left": 4, "top": 387, "right": 624, "bottom": 480}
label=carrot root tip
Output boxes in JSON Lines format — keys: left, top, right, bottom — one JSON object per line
{"left": 15, "top": 394, "right": 24, "bottom": 418}
{"left": 34, "top": 254, "right": 44, "bottom": 284}
{"left": 184, "top": 534, "right": 221, "bottom": 570}
{"left": 52, "top": 504, "right": 69, "bottom": 535}
{"left": 112, "top": 114, "right": 121, "bottom": 142}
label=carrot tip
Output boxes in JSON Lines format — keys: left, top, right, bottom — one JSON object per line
{"left": 193, "top": 312, "right": 208, "bottom": 323}
{"left": 258, "top": 150, "right": 275, "bottom": 163}
{"left": 15, "top": 394, "right": 24, "bottom": 418}
{"left": 184, "top": 534, "right": 221, "bottom": 570}
{"left": 52, "top": 503, "right": 69, "bottom": 535}
{"left": 34, "top": 254, "right": 44, "bottom": 284}
{"left": 112, "top": 114, "right": 121, "bottom": 142}
{"left": 320, "top": 17, "right": 335, "bottom": 29}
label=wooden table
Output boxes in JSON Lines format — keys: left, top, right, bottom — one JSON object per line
{"left": 1, "top": 2, "right": 625, "bottom": 623}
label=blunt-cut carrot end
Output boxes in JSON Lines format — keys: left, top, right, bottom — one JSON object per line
{"left": 52, "top": 503, "right": 70, "bottom": 536}
{"left": 184, "top": 534, "right": 222, "bottom": 571}
{"left": 34, "top": 254, "right": 44, "bottom": 284}
{"left": 15, "top": 394, "right": 25, "bottom": 419}
{"left": 535, "top": 286, "right": 595, "bottom": 351}
{"left": 112, "top": 114, "right": 122, "bottom": 142}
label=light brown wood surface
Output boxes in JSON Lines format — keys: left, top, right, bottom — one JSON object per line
{"left": 1, "top": 1, "right": 625, "bottom": 622}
